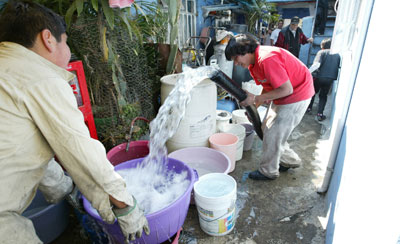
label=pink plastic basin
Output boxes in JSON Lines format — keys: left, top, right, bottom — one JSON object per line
{"left": 168, "top": 147, "right": 231, "bottom": 177}
{"left": 107, "top": 140, "right": 149, "bottom": 166}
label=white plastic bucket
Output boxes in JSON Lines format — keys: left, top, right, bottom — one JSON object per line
{"left": 161, "top": 74, "right": 217, "bottom": 152}
{"left": 216, "top": 110, "right": 232, "bottom": 132}
{"left": 241, "top": 123, "right": 256, "bottom": 151}
{"left": 232, "top": 109, "right": 250, "bottom": 124}
{"left": 218, "top": 124, "right": 245, "bottom": 161}
{"left": 194, "top": 173, "right": 237, "bottom": 236}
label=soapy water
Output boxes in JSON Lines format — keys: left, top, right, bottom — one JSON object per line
{"left": 117, "top": 166, "right": 189, "bottom": 215}
{"left": 184, "top": 161, "right": 221, "bottom": 177}
{"left": 119, "top": 66, "right": 219, "bottom": 214}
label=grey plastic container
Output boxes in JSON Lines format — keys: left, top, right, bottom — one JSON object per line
{"left": 22, "top": 190, "right": 69, "bottom": 243}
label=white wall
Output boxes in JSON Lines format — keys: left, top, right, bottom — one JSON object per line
{"left": 325, "top": 0, "right": 400, "bottom": 243}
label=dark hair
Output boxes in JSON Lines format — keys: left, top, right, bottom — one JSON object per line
{"left": 321, "top": 38, "right": 331, "bottom": 49}
{"left": 0, "top": 0, "right": 66, "bottom": 48}
{"left": 225, "top": 34, "right": 260, "bottom": 61}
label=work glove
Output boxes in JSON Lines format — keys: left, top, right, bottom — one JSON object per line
{"left": 112, "top": 195, "right": 150, "bottom": 243}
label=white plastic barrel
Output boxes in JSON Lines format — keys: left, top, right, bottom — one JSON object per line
{"left": 194, "top": 173, "right": 237, "bottom": 236}
{"left": 161, "top": 74, "right": 217, "bottom": 152}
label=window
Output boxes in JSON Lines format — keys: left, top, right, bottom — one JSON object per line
{"left": 178, "top": 0, "right": 197, "bottom": 49}
{"left": 160, "top": 0, "right": 197, "bottom": 49}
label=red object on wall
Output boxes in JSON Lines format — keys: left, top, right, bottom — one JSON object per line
{"left": 67, "top": 61, "right": 98, "bottom": 139}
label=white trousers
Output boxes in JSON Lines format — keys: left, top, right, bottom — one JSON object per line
{"left": 259, "top": 99, "right": 310, "bottom": 178}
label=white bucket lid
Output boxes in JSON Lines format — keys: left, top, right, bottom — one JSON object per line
{"left": 216, "top": 110, "right": 232, "bottom": 121}
{"left": 194, "top": 173, "right": 237, "bottom": 207}
{"left": 232, "top": 109, "right": 247, "bottom": 118}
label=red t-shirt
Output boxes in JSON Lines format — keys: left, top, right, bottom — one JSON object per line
{"left": 248, "top": 46, "right": 314, "bottom": 105}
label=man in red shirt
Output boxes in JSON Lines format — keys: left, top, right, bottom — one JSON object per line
{"left": 225, "top": 34, "right": 314, "bottom": 180}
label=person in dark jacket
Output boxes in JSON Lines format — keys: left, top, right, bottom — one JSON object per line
{"left": 315, "top": 0, "right": 329, "bottom": 35}
{"left": 275, "top": 16, "right": 313, "bottom": 58}
{"left": 307, "top": 38, "right": 341, "bottom": 121}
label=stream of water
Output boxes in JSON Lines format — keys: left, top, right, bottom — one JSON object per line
{"left": 118, "top": 66, "right": 218, "bottom": 214}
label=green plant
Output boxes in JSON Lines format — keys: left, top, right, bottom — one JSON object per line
{"left": 25, "top": 0, "right": 169, "bottom": 148}
{"left": 233, "top": 0, "right": 279, "bottom": 34}
{"left": 166, "top": 0, "right": 181, "bottom": 74}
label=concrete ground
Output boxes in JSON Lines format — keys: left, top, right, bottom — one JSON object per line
{"left": 179, "top": 107, "right": 330, "bottom": 244}
{"left": 52, "top": 96, "right": 332, "bottom": 244}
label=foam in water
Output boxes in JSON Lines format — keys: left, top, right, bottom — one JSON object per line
{"left": 120, "top": 66, "right": 218, "bottom": 214}
{"left": 117, "top": 166, "right": 189, "bottom": 214}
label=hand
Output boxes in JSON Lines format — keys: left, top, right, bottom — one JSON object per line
{"left": 254, "top": 93, "right": 271, "bottom": 108}
{"left": 113, "top": 196, "right": 150, "bottom": 243}
{"left": 308, "top": 37, "right": 314, "bottom": 43}
{"left": 240, "top": 91, "right": 256, "bottom": 107}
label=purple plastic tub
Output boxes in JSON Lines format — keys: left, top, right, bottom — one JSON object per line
{"left": 83, "top": 157, "right": 197, "bottom": 244}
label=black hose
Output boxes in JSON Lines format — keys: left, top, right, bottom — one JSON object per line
{"left": 208, "top": 69, "right": 263, "bottom": 140}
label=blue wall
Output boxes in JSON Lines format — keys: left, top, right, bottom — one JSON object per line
{"left": 196, "top": 0, "right": 217, "bottom": 36}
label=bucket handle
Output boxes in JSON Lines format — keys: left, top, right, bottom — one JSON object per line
{"left": 193, "top": 169, "right": 199, "bottom": 182}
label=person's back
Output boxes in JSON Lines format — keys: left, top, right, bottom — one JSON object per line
{"left": 317, "top": 49, "right": 341, "bottom": 80}
{"left": 307, "top": 38, "right": 340, "bottom": 121}
{"left": 0, "top": 41, "right": 73, "bottom": 212}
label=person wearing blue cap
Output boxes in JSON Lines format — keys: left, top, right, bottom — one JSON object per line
{"left": 275, "top": 16, "right": 313, "bottom": 58}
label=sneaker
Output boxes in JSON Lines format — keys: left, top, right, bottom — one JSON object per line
{"left": 280, "top": 161, "right": 300, "bottom": 169}
{"left": 317, "top": 113, "right": 326, "bottom": 121}
{"left": 279, "top": 165, "right": 290, "bottom": 172}
{"left": 248, "top": 170, "right": 275, "bottom": 181}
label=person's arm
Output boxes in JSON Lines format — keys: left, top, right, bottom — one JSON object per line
{"left": 255, "top": 80, "right": 293, "bottom": 104}
{"left": 24, "top": 77, "right": 133, "bottom": 224}
{"left": 300, "top": 31, "right": 313, "bottom": 44}
{"left": 240, "top": 81, "right": 293, "bottom": 106}
{"left": 38, "top": 158, "right": 73, "bottom": 204}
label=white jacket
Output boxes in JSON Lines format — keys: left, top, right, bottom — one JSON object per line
{"left": 0, "top": 42, "right": 132, "bottom": 225}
